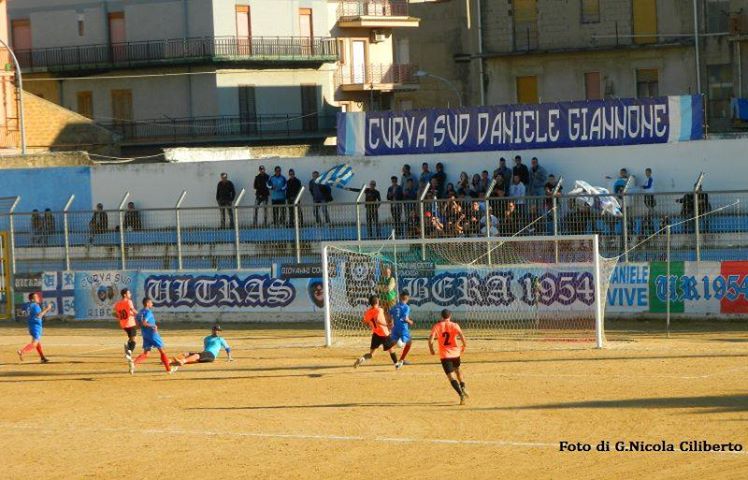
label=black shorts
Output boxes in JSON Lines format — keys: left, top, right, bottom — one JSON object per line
{"left": 370, "top": 334, "right": 396, "bottom": 351}
{"left": 441, "top": 357, "right": 461, "bottom": 375}
{"left": 189, "top": 351, "right": 216, "bottom": 363}
{"left": 123, "top": 326, "right": 137, "bottom": 338}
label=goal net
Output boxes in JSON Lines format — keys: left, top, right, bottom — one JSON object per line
{"left": 322, "top": 235, "right": 618, "bottom": 349}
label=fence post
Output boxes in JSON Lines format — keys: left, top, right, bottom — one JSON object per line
{"left": 484, "top": 179, "right": 497, "bottom": 265}
{"left": 233, "top": 188, "right": 246, "bottom": 270}
{"left": 355, "top": 184, "right": 366, "bottom": 252}
{"left": 63, "top": 195, "right": 75, "bottom": 271}
{"left": 8, "top": 196, "right": 19, "bottom": 275}
{"left": 418, "top": 187, "right": 429, "bottom": 261}
{"left": 293, "top": 186, "right": 305, "bottom": 263}
{"left": 175, "top": 191, "right": 187, "bottom": 271}
{"left": 622, "top": 176, "right": 634, "bottom": 262}
{"left": 118, "top": 192, "right": 130, "bottom": 270}
{"left": 693, "top": 172, "right": 705, "bottom": 262}
{"left": 552, "top": 176, "right": 563, "bottom": 263}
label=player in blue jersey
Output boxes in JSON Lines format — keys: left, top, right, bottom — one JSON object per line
{"left": 169, "top": 324, "right": 233, "bottom": 372}
{"left": 128, "top": 297, "right": 172, "bottom": 374}
{"left": 17, "top": 292, "right": 53, "bottom": 363}
{"left": 390, "top": 290, "right": 414, "bottom": 370}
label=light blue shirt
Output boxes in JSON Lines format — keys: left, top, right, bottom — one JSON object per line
{"left": 203, "top": 335, "right": 230, "bottom": 357}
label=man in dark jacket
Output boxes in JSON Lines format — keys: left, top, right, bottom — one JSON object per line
{"left": 309, "top": 171, "right": 331, "bottom": 225}
{"left": 286, "top": 168, "right": 303, "bottom": 227}
{"left": 387, "top": 175, "right": 404, "bottom": 237}
{"left": 513, "top": 155, "right": 530, "bottom": 186}
{"left": 364, "top": 180, "right": 381, "bottom": 239}
{"left": 432, "top": 162, "right": 447, "bottom": 198}
{"left": 216, "top": 172, "right": 236, "bottom": 229}
{"left": 88, "top": 203, "right": 109, "bottom": 243}
{"left": 253, "top": 165, "right": 270, "bottom": 227}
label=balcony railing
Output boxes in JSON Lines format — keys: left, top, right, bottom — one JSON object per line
{"left": 337, "top": 0, "right": 409, "bottom": 18}
{"left": 98, "top": 114, "right": 337, "bottom": 143}
{"left": 336, "top": 63, "right": 418, "bottom": 87}
{"left": 16, "top": 36, "right": 338, "bottom": 73}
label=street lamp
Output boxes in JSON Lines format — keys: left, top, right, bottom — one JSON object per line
{"left": 0, "top": 39, "right": 27, "bottom": 154}
{"left": 414, "top": 70, "right": 463, "bottom": 108}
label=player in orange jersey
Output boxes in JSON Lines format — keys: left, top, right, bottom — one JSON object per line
{"left": 353, "top": 295, "right": 400, "bottom": 368}
{"left": 112, "top": 288, "right": 138, "bottom": 360}
{"left": 428, "top": 309, "right": 469, "bottom": 405}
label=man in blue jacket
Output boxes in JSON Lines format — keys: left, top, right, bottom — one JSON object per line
{"left": 267, "top": 166, "right": 287, "bottom": 226}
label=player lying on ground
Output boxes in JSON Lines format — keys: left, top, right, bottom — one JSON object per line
{"left": 170, "top": 324, "right": 233, "bottom": 372}
{"left": 354, "top": 295, "right": 400, "bottom": 368}
{"left": 113, "top": 288, "right": 138, "bottom": 360}
{"left": 390, "top": 290, "right": 414, "bottom": 369}
{"left": 17, "top": 292, "right": 52, "bottom": 363}
{"left": 428, "top": 309, "right": 469, "bottom": 405}
{"left": 127, "top": 297, "right": 172, "bottom": 374}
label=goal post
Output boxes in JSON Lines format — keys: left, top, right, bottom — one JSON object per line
{"left": 321, "top": 234, "right": 617, "bottom": 349}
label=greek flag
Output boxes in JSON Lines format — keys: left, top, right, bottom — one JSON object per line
{"left": 316, "top": 163, "right": 355, "bottom": 188}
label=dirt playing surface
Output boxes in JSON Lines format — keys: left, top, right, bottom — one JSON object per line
{"left": 0, "top": 320, "right": 746, "bottom": 479}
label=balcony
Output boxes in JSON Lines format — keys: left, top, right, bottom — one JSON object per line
{"left": 336, "top": 63, "right": 419, "bottom": 92}
{"left": 16, "top": 36, "right": 338, "bottom": 74}
{"left": 336, "top": 0, "right": 419, "bottom": 28}
{"left": 98, "top": 113, "right": 337, "bottom": 145}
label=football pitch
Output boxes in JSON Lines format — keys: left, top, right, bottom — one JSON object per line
{"left": 0, "top": 321, "right": 746, "bottom": 479}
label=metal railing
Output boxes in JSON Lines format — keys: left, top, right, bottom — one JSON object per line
{"left": 337, "top": 0, "right": 410, "bottom": 18}
{"left": 98, "top": 114, "right": 338, "bottom": 143}
{"left": 17, "top": 36, "right": 338, "bottom": 73}
{"left": 3, "top": 187, "right": 747, "bottom": 274}
{"left": 335, "top": 63, "right": 418, "bottom": 86}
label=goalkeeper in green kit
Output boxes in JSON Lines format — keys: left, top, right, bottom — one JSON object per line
{"left": 377, "top": 265, "right": 398, "bottom": 325}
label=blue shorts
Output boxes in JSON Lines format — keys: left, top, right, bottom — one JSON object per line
{"left": 28, "top": 323, "right": 43, "bottom": 341}
{"left": 142, "top": 332, "right": 164, "bottom": 350}
{"left": 390, "top": 326, "right": 411, "bottom": 344}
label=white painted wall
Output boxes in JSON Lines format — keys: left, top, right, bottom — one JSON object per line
{"left": 91, "top": 138, "right": 748, "bottom": 212}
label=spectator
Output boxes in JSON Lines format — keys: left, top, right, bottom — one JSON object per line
{"left": 503, "top": 200, "right": 519, "bottom": 235}
{"left": 445, "top": 183, "right": 457, "bottom": 199}
{"left": 364, "top": 180, "right": 381, "bottom": 238}
{"left": 419, "top": 162, "right": 433, "bottom": 191}
{"left": 464, "top": 202, "right": 482, "bottom": 236}
{"left": 387, "top": 175, "right": 404, "bottom": 238}
{"left": 428, "top": 177, "right": 440, "bottom": 198}
{"left": 456, "top": 172, "right": 470, "bottom": 197}
{"left": 43, "top": 208, "right": 56, "bottom": 241}
{"left": 123, "top": 202, "right": 142, "bottom": 231}
{"left": 403, "top": 177, "right": 418, "bottom": 222}
{"left": 493, "top": 157, "right": 512, "bottom": 191}
{"left": 529, "top": 157, "right": 548, "bottom": 197}
{"left": 480, "top": 210, "right": 499, "bottom": 237}
{"left": 641, "top": 168, "right": 656, "bottom": 235}
{"left": 267, "top": 166, "right": 287, "bottom": 226}
{"left": 401, "top": 164, "right": 417, "bottom": 189}
{"left": 309, "top": 171, "right": 331, "bottom": 225}
{"left": 286, "top": 168, "right": 303, "bottom": 227}
{"left": 31, "top": 209, "right": 44, "bottom": 246}
{"left": 406, "top": 208, "right": 420, "bottom": 239}
{"left": 253, "top": 165, "right": 270, "bottom": 227}
{"left": 678, "top": 184, "right": 711, "bottom": 234}
{"left": 89, "top": 203, "right": 108, "bottom": 243}
{"left": 513, "top": 155, "right": 530, "bottom": 186}
{"left": 432, "top": 162, "right": 447, "bottom": 198}
{"left": 216, "top": 172, "right": 236, "bottom": 229}
{"left": 544, "top": 174, "right": 562, "bottom": 234}
{"left": 469, "top": 174, "right": 483, "bottom": 198}
{"left": 509, "top": 175, "right": 527, "bottom": 228}
{"left": 611, "top": 168, "right": 629, "bottom": 195}
{"left": 443, "top": 197, "right": 465, "bottom": 237}
{"left": 479, "top": 170, "right": 491, "bottom": 195}
{"left": 424, "top": 211, "right": 444, "bottom": 237}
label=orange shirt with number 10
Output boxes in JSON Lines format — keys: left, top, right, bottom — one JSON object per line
{"left": 114, "top": 298, "right": 137, "bottom": 329}
{"left": 363, "top": 306, "right": 389, "bottom": 337}
{"left": 430, "top": 320, "right": 464, "bottom": 359}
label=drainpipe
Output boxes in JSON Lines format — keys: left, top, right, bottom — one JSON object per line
{"left": 692, "top": 0, "right": 702, "bottom": 95}
{"left": 476, "top": 0, "right": 486, "bottom": 105}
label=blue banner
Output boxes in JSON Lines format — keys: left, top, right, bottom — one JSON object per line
{"left": 338, "top": 96, "right": 703, "bottom": 156}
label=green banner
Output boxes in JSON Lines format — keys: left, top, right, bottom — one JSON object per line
{"left": 648, "top": 261, "right": 684, "bottom": 313}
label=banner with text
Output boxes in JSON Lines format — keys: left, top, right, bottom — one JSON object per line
{"left": 338, "top": 96, "right": 703, "bottom": 156}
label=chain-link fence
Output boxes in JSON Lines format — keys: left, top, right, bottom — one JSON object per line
{"left": 2, "top": 188, "right": 746, "bottom": 273}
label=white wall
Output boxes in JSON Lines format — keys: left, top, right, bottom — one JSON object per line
{"left": 90, "top": 137, "right": 748, "bottom": 211}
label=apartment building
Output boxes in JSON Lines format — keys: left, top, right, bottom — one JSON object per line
{"left": 8, "top": 0, "right": 420, "bottom": 148}
{"left": 397, "top": 0, "right": 748, "bottom": 132}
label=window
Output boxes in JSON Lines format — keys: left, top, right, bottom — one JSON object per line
{"left": 78, "top": 14, "right": 85, "bottom": 36}
{"left": 77, "top": 91, "right": 93, "bottom": 118}
{"left": 516, "top": 75, "right": 539, "bottom": 104}
{"left": 584, "top": 72, "right": 602, "bottom": 100}
{"left": 636, "top": 69, "right": 659, "bottom": 97}
{"left": 238, "top": 86, "right": 257, "bottom": 135}
{"left": 300, "top": 85, "right": 319, "bottom": 132}
{"left": 396, "top": 38, "right": 410, "bottom": 64}
{"left": 337, "top": 39, "right": 346, "bottom": 64}
{"left": 707, "top": 64, "right": 733, "bottom": 119}
{"left": 11, "top": 19, "right": 32, "bottom": 50}
{"left": 706, "top": 0, "right": 729, "bottom": 33}
{"left": 632, "top": 0, "right": 657, "bottom": 44}
{"left": 299, "top": 8, "right": 313, "bottom": 55}
{"left": 513, "top": 0, "right": 538, "bottom": 51}
{"left": 581, "top": 0, "right": 600, "bottom": 23}
{"left": 236, "top": 5, "right": 252, "bottom": 54}
{"left": 399, "top": 100, "right": 414, "bottom": 111}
